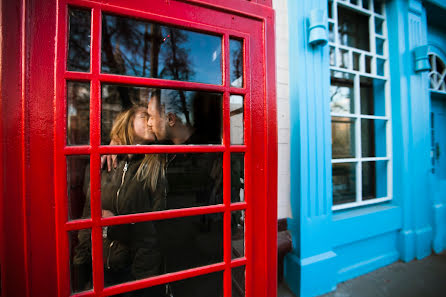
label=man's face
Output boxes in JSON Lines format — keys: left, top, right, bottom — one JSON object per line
{"left": 147, "top": 98, "right": 168, "bottom": 141}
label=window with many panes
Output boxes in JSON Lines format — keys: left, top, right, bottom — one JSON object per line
{"left": 328, "top": 0, "right": 392, "bottom": 210}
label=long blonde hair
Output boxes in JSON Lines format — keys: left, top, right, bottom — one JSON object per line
{"left": 110, "top": 104, "right": 165, "bottom": 192}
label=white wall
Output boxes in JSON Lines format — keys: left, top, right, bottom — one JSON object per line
{"left": 273, "top": 0, "right": 292, "bottom": 219}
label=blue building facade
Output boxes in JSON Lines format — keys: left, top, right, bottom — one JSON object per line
{"left": 283, "top": 0, "right": 446, "bottom": 296}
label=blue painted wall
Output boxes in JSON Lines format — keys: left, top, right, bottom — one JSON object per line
{"left": 285, "top": 0, "right": 446, "bottom": 296}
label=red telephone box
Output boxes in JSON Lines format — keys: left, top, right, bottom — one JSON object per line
{"left": 1, "top": 1, "right": 277, "bottom": 296}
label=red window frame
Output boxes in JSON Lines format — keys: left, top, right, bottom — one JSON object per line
{"left": 1, "top": 1, "right": 276, "bottom": 297}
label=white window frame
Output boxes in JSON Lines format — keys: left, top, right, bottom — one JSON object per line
{"left": 329, "top": 0, "right": 393, "bottom": 211}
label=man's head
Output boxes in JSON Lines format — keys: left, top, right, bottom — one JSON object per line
{"left": 147, "top": 94, "right": 168, "bottom": 141}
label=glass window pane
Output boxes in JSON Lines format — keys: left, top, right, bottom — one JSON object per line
{"left": 362, "top": 0, "right": 370, "bottom": 10}
{"left": 67, "top": 81, "right": 90, "bottom": 145}
{"left": 101, "top": 13, "right": 222, "bottom": 85}
{"left": 365, "top": 55, "right": 372, "bottom": 73}
{"left": 330, "top": 71, "right": 354, "bottom": 114}
{"left": 333, "top": 163, "right": 357, "bottom": 205}
{"left": 232, "top": 210, "right": 245, "bottom": 259}
{"left": 375, "top": 18, "right": 384, "bottom": 35}
{"left": 103, "top": 213, "right": 223, "bottom": 287}
{"left": 230, "top": 95, "right": 244, "bottom": 144}
{"left": 376, "top": 37, "right": 384, "bottom": 55}
{"left": 332, "top": 117, "right": 356, "bottom": 159}
{"left": 337, "top": 5, "right": 370, "bottom": 51}
{"left": 100, "top": 153, "right": 222, "bottom": 215}
{"left": 361, "top": 119, "right": 387, "bottom": 157}
{"left": 231, "top": 153, "right": 245, "bottom": 203}
{"left": 377, "top": 58, "right": 385, "bottom": 76}
{"left": 109, "top": 271, "right": 223, "bottom": 297}
{"left": 69, "top": 230, "right": 93, "bottom": 293}
{"left": 101, "top": 85, "right": 222, "bottom": 145}
{"left": 67, "top": 8, "right": 91, "bottom": 72}
{"left": 362, "top": 160, "right": 387, "bottom": 199}
{"left": 232, "top": 266, "right": 246, "bottom": 297}
{"left": 230, "top": 39, "right": 243, "bottom": 88}
{"left": 374, "top": 0, "right": 384, "bottom": 15}
{"left": 330, "top": 46, "right": 336, "bottom": 66}
{"left": 67, "top": 155, "right": 90, "bottom": 220}
{"left": 353, "top": 52, "right": 360, "bottom": 71}
{"left": 329, "top": 22, "right": 335, "bottom": 43}
{"left": 360, "top": 76, "right": 386, "bottom": 116}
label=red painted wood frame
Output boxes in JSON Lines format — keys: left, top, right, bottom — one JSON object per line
{"left": 0, "top": 0, "right": 276, "bottom": 297}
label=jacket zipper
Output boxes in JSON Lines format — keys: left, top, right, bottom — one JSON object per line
{"left": 115, "top": 162, "right": 128, "bottom": 215}
{"left": 106, "top": 240, "right": 115, "bottom": 269}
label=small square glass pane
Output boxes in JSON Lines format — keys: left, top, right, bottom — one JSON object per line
{"left": 67, "top": 155, "right": 90, "bottom": 220}
{"left": 360, "top": 76, "right": 386, "bottom": 116}
{"left": 231, "top": 153, "right": 245, "bottom": 203}
{"left": 230, "top": 39, "right": 244, "bottom": 88}
{"left": 353, "top": 52, "right": 361, "bottom": 71}
{"left": 332, "top": 117, "right": 356, "bottom": 159}
{"left": 377, "top": 58, "right": 385, "bottom": 76}
{"left": 374, "top": 0, "right": 384, "bottom": 15}
{"left": 101, "top": 13, "right": 222, "bottom": 85}
{"left": 361, "top": 119, "right": 387, "bottom": 157}
{"left": 376, "top": 37, "right": 384, "bottom": 55}
{"left": 101, "top": 153, "right": 223, "bottom": 215}
{"left": 328, "top": 0, "right": 333, "bottom": 19}
{"left": 338, "top": 48, "right": 349, "bottom": 69}
{"left": 362, "top": 160, "right": 387, "bottom": 199}
{"left": 330, "top": 46, "right": 336, "bottom": 66}
{"left": 232, "top": 210, "right": 245, "bottom": 259}
{"left": 103, "top": 213, "right": 223, "bottom": 287}
{"left": 69, "top": 230, "right": 93, "bottom": 293}
{"left": 330, "top": 71, "right": 354, "bottom": 114}
{"left": 67, "top": 8, "right": 91, "bottom": 72}
{"left": 232, "top": 266, "right": 246, "bottom": 297}
{"left": 67, "top": 81, "right": 90, "bottom": 145}
{"left": 365, "top": 55, "right": 372, "bottom": 73}
{"left": 333, "top": 162, "right": 357, "bottom": 205}
{"left": 329, "top": 22, "right": 335, "bottom": 42}
{"left": 351, "top": 0, "right": 358, "bottom": 6}
{"left": 101, "top": 85, "right": 222, "bottom": 145}
{"left": 230, "top": 95, "right": 244, "bottom": 145}
{"left": 338, "top": 6, "right": 370, "bottom": 51}
{"left": 362, "top": 0, "right": 370, "bottom": 10}
{"left": 375, "top": 18, "right": 384, "bottom": 35}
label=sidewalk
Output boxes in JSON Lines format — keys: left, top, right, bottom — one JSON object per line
{"left": 278, "top": 251, "right": 446, "bottom": 297}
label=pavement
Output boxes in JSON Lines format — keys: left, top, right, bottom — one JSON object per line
{"left": 278, "top": 251, "right": 446, "bottom": 297}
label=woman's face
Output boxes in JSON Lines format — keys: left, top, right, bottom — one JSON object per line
{"left": 133, "top": 108, "right": 156, "bottom": 144}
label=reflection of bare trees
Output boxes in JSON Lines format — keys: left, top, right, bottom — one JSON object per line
{"left": 68, "top": 9, "right": 91, "bottom": 71}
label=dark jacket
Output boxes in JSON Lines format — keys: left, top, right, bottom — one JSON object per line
{"left": 73, "top": 155, "right": 165, "bottom": 288}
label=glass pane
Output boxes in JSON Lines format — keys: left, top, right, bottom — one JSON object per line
{"left": 337, "top": 48, "right": 349, "bottom": 69}
{"left": 231, "top": 153, "right": 245, "bottom": 203}
{"left": 332, "top": 162, "right": 357, "bottom": 205}
{"left": 375, "top": 18, "right": 384, "bottom": 35}
{"left": 360, "top": 76, "right": 386, "bottom": 116}
{"left": 67, "top": 8, "right": 91, "bottom": 72}
{"left": 330, "top": 71, "right": 354, "bottom": 114}
{"left": 230, "top": 39, "right": 243, "bottom": 88}
{"left": 329, "top": 22, "right": 335, "bottom": 42}
{"left": 232, "top": 266, "right": 246, "bottom": 297}
{"left": 69, "top": 229, "right": 93, "bottom": 293}
{"left": 377, "top": 58, "right": 385, "bottom": 76}
{"left": 362, "top": 0, "right": 370, "bottom": 10}
{"left": 332, "top": 117, "right": 355, "bottom": 159}
{"left": 361, "top": 119, "right": 387, "bottom": 157}
{"left": 101, "top": 85, "right": 222, "bottom": 145}
{"left": 101, "top": 13, "right": 222, "bottom": 85}
{"left": 328, "top": 1, "right": 333, "bottom": 19}
{"left": 103, "top": 213, "right": 223, "bottom": 286}
{"left": 374, "top": 0, "right": 384, "bottom": 15}
{"left": 330, "top": 46, "right": 336, "bottom": 66}
{"left": 365, "top": 55, "right": 372, "bottom": 73}
{"left": 100, "top": 153, "right": 223, "bottom": 215}
{"left": 67, "top": 81, "right": 90, "bottom": 145}
{"left": 362, "top": 160, "right": 387, "bottom": 199}
{"left": 351, "top": 0, "right": 358, "bottom": 6}
{"left": 337, "top": 5, "right": 370, "bottom": 51}
{"left": 232, "top": 210, "right": 245, "bottom": 259}
{"left": 67, "top": 155, "right": 90, "bottom": 220}
{"left": 376, "top": 37, "right": 384, "bottom": 55}
{"left": 353, "top": 52, "right": 360, "bottom": 71}
{"left": 109, "top": 271, "right": 223, "bottom": 297}
{"left": 230, "top": 95, "right": 244, "bottom": 144}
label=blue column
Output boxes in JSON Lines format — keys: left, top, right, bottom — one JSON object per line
{"left": 285, "top": 1, "right": 337, "bottom": 296}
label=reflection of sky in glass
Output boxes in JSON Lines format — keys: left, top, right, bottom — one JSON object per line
{"left": 230, "top": 39, "right": 243, "bottom": 87}
{"left": 330, "top": 85, "right": 353, "bottom": 114}
{"left": 101, "top": 14, "right": 222, "bottom": 85}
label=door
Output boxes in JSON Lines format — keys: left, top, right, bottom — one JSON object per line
{"left": 431, "top": 93, "right": 446, "bottom": 179}
{"left": 0, "top": 1, "right": 277, "bottom": 297}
